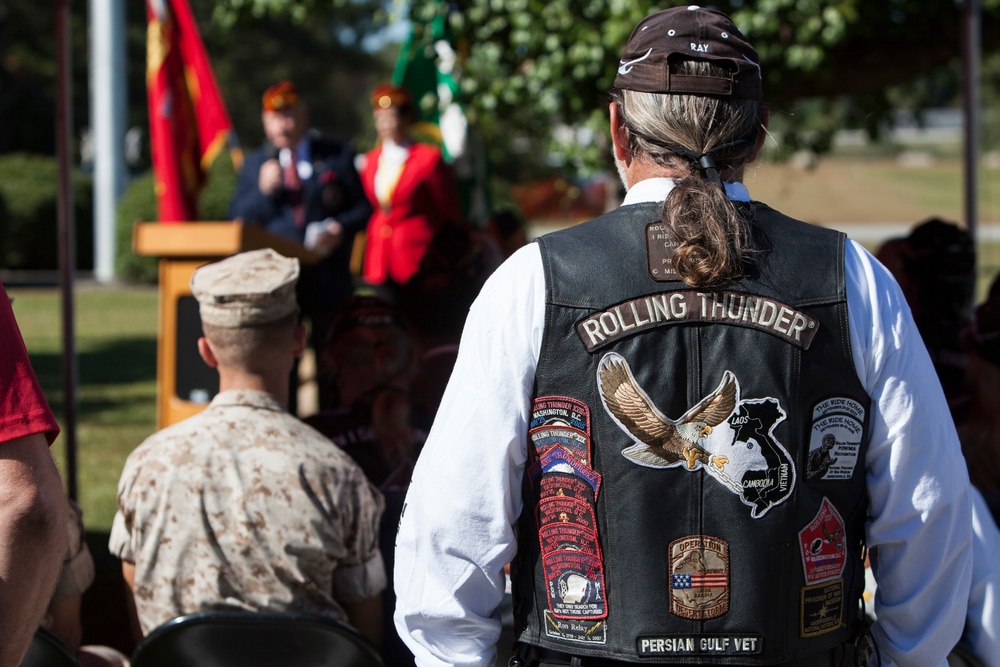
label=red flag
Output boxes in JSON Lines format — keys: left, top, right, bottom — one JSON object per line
{"left": 146, "top": 0, "right": 237, "bottom": 222}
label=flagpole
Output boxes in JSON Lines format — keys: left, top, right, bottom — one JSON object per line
{"left": 55, "top": 0, "right": 80, "bottom": 501}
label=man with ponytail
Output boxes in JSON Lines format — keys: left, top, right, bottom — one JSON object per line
{"left": 394, "top": 6, "right": 974, "bottom": 667}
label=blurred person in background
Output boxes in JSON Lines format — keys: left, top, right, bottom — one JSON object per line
{"left": 874, "top": 217, "right": 976, "bottom": 422}
{"left": 307, "top": 295, "right": 424, "bottom": 667}
{"left": 229, "top": 80, "right": 372, "bottom": 413}
{"left": 359, "top": 83, "right": 462, "bottom": 290}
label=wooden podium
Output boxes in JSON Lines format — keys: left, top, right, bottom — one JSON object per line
{"left": 134, "top": 222, "right": 317, "bottom": 429}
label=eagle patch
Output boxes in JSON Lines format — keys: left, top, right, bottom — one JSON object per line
{"left": 597, "top": 352, "right": 795, "bottom": 518}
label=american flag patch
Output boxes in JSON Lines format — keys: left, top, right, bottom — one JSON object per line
{"left": 671, "top": 573, "right": 728, "bottom": 589}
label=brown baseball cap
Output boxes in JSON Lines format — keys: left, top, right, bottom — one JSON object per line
{"left": 613, "top": 5, "right": 762, "bottom": 100}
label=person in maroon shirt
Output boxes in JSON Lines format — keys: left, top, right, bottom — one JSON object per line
{"left": 0, "top": 283, "right": 68, "bottom": 666}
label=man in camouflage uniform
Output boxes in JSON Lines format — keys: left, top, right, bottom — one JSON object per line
{"left": 109, "top": 248, "right": 386, "bottom": 645}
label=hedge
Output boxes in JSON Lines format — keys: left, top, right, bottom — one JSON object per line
{"left": 0, "top": 153, "right": 94, "bottom": 271}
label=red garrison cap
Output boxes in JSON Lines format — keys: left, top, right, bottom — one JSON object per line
{"left": 262, "top": 80, "right": 301, "bottom": 112}
{"left": 371, "top": 83, "right": 411, "bottom": 110}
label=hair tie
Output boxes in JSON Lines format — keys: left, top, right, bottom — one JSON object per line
{"left": 697, "top": 153, "right": 722, "bottom": 186}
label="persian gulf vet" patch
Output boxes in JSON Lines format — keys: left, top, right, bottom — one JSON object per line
{"left": 637, "top": 635, "right": 763, "bottom": 657}
{"left": 543, "top": 550, "right": 608, "bottom": 619}
{"left": 669, "top": 535, "right": 730, "bottom": 620}
{"left": 800, "top": 579, "right": 844, "bottom": 637}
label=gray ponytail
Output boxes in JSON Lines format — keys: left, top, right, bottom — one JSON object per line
{"left": 612, "top": 60, "right": 767, "bottom": 289}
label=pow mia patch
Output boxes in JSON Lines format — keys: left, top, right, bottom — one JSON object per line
{"left": 800, "top": 579, "right": 844, "bottom": 637}
{"left": 543, "top": 550, "right": 607, "bottom": 619}
{"left": 807, "top": 398, "right": 865, "bottom": 481}
{"left": 669, "top": 535, "right": 730, "bottom": 620}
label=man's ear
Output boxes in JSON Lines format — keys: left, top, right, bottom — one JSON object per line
{"left": 609, "top": 101, "right": 631, "bottom": 166}
{"left": 197, "top": 337, "right": 220, "bottom": 369}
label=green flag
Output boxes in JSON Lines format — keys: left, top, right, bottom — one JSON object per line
{"left": 393, "top": 3, "right": 490, "bottom": 225}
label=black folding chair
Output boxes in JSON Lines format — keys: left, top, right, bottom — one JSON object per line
{"left": 130, "top": 612, "right": 384, "bottom": 667}
{"left": 18, "top": 627, "right": 81, "bottom": 667}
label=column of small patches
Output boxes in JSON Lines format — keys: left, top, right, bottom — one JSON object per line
{"left": 528, "top": 397, "right": 608, "bottom": 637}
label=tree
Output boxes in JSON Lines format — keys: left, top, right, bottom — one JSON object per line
{"left": 209, "top": 0, "right": 1000, "bottom": 176}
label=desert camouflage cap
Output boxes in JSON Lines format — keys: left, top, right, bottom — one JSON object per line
{"left": 191, "top": 249, "right": 300, "bottom": 328}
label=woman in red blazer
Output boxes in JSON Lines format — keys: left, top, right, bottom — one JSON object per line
{"left": 361, "top": 84, "right": 462, "bottom": 285}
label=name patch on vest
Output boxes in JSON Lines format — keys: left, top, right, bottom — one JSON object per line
{"left": 544, "top": 611, "right": 607, "bottom": 644}
{"left": 637, "top": 634, "right": 762, "bottom": 656}
{"left": 806, "top": 398, "right": 865, "bottom": 482}
{"left": 576, "top": 291, "right": 819, "bottom": 352}
{"left": 669, "top": 535, "right": 730, "bottom": 620}
{"left": 599, "top": 354, "right": 796, "bottom": 518}
{"left": 800, "top": 579, "right": 844, "bottom": 637}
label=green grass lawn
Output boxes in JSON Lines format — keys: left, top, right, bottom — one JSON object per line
{"left": 8, "top": 284, "right": 159, "bottom": 531}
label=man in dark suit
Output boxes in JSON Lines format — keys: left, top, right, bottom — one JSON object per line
{"left": 229, "top": 80, "right": 372, "bottom": 412}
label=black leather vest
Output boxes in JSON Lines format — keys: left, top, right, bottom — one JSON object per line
{"left": 512, "top": 201, "right": 871, "bottom": 664}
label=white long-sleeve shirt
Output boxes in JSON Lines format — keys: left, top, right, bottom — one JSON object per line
{"left": 394, "top": 178, "right": 974, "bottom": 667}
